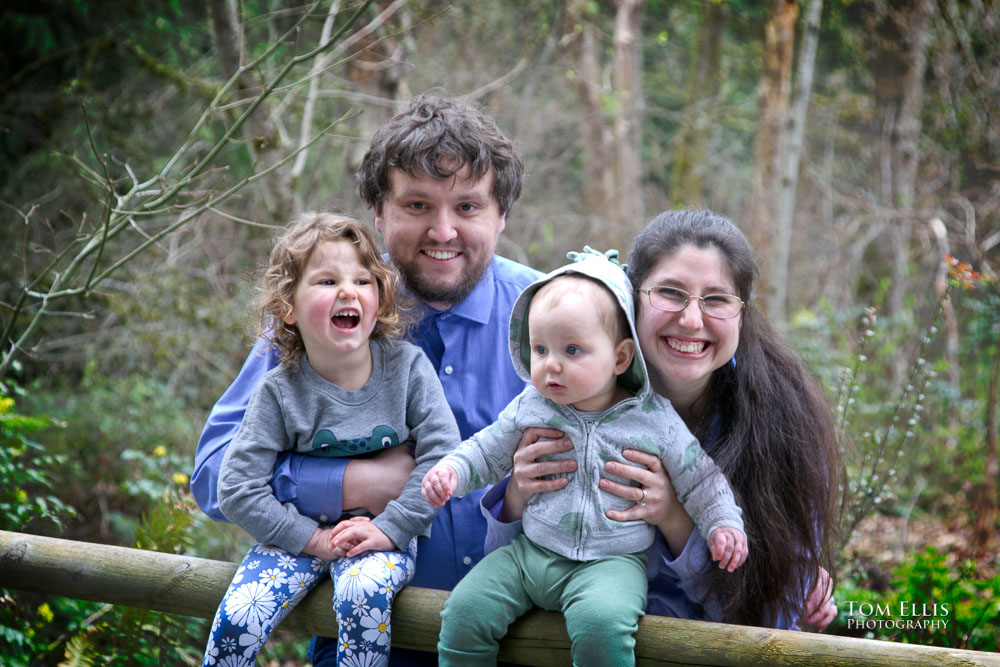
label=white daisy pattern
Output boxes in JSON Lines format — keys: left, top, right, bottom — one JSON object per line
{"left": 254, "top": 544, "right": 284, "bottom": 557}
{"left": 217, "top": 654, "right": 251, "bottom": 667}
{"left": 224, "top": 581, "right": 276, "bottom": 629}
{"left": 202, "top": 637, "right": 218, "bottom": 665}
{"left": 339, "top": 631, "right": 358, "bottom": 656}
{"left": 351, "top": 599, "right": 371, "bottom": 617}
{"left": 202, "top": 538, "right": 416, "bottom": 667}
{"left": 360, "top": 607, "right": 392, "bottom": 647}
{"left": 258, "top": 567, "right": 288, "bottom": 588}
{"left": 238, "top": 629, "right": 266, "bottom": 660}
{"left": 328, "top": 537, "right": 417, "bottom": 665}
{"left": 342, "top": 650, "right": 388, "bottom": 667}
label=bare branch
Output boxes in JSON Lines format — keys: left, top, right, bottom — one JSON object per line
{"left": 461, "top": 57, "right": 529, "bottom": 101}
{"left": 293, "top": 0, "right": 344, "bottom": 179}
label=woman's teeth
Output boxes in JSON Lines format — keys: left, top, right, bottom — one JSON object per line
{"left": 667, "top": 338, "right": 706, "bottom": 353}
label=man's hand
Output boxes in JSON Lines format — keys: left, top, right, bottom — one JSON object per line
{"left": 422, "top": 464, "right": 458, "bottom": 507}
{"left": 343, "top": 444, "right": 415, "bottom": 515}
{"left": 328, "top": 516, "right": 396, "bottom": 558}
{"left": 708, "top": 526, "right": 748, "bottom": 572}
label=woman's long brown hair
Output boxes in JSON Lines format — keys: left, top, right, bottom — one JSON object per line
{"left": 627, "top": 209, "right": 844, "bottom": 626}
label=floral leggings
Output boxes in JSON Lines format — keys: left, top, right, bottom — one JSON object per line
{"left": 201, "top": 538, "right": 417, "bottom": 667}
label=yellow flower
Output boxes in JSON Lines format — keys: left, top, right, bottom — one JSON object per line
{"left": 37, "top": 603, "right": 54, "bottom": 623}
{"left": 172, "top": 472, "right": 190, "bottom": 485}
{"left": 153, "top": 445, "right": 168, "bottom": 457}
{"left": 16, "top": 489, "right": 28, "bottom": 503}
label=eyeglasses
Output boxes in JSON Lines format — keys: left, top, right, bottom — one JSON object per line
{"left": 637, "top": 286, "right": 745, "bottom": 319}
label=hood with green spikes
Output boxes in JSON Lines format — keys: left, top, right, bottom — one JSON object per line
{"left": 508, "top": 246, "right": 649, "bottom": 398}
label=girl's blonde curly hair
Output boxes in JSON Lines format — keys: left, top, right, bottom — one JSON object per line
{"left": 255, "top": 212, "right": 410, "bottom": 365}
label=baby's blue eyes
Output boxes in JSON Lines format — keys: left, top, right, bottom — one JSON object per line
{"left": 533, "top": 345, "right": 581, "bottom": 356}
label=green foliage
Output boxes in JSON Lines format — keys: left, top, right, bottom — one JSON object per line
{"left": 834, "top": 547, "right": 1000, "bottom": 652}
{"left": 27, "top": 368, "right": 201, "bottom": 544}
{"left": 0, "top": 389, "right": 79, "bottom": 665}
{"left": 53, "top": 492, "right": 206, "bottom": 666}
{"left": 0, "top": 492, "right": 208, "bottom": 666}
{"left": 790, "top": 262, "right": 998, "bottom": 541}
{"left": 0, "top": 394, "right": 74, "bottom": 532}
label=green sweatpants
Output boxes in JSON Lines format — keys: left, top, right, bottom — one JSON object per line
{"left": 438, "top": 533, "right": 648, "bottom": 667}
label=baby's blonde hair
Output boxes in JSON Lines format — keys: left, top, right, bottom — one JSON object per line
{"left": 531, "top": 274, "right": 630, "bottom": 343}
{"left": 255, "top": 212, "right": 410, "bottom": 365}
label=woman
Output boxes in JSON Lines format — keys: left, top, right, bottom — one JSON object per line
{"left": 487, "top": 209, "right": 842, "bottom": 629}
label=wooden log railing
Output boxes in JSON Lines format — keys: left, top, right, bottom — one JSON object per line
{"left": 1, "top": 530, "right": 997, "bottom": 666}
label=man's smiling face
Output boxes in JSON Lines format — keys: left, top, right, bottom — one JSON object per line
{"left": 374, "top": 166, "right": 506, "bottom": 310}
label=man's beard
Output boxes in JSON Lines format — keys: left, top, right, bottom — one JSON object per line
{"left": 397, "top": 255, "right": 491, "bottom": 308}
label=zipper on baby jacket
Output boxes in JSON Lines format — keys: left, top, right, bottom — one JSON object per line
{"left": 565, "top": 395, "right": 642, "bottom": 560}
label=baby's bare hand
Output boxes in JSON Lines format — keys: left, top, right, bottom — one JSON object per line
{"left": 421, "top": 464, "right": 458, "bottom": 507}
{"left": 709, "top": 526, "right": 748, "bottom": 572}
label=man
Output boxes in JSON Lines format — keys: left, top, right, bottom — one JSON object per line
{"left": 190, "top": 94, "right": 540, "bottom": 664}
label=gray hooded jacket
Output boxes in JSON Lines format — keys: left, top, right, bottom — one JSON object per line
{"left": 440, "top": 248, "right": 743, "bottom": 561}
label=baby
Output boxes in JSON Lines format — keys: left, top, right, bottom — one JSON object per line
{"left": 422, "top": 247, "right": 747, "bottom": 666}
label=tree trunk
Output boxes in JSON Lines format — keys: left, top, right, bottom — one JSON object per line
{"left": 611, "top": 0, "right": 645, "bottom": 249}
{"left": 567, "top": 0, "right": 615, "bottom": 227}
{"left": 209, "top": 0, "right": 295, "bottom": 222}
{"left": 769, "top": 0, "right": 821, "bottom": 325}
{"left": 930, "top": 218, "right": 961, "bottom": 450}
{"left": 886, "top": 0, "right": 933, "bottom": 318}
{"left": 749, "top": 0, "right": 798, "bottom": 283}
{"left": 671, "top": 2, "right": 726, "bottom": 209}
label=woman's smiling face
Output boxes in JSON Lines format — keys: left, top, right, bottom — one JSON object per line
{"left": 635, "top": 244, "right": 742, "bottom": 402}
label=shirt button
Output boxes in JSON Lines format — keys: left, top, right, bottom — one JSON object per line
{"left": 462, "top": 556, "right": 472, "bottom": 566}
{"left": 444, "top": 365, "right": 454, "bottom": 375}
{"left": 320, "top": 514, "right": 328, "bottom": 522}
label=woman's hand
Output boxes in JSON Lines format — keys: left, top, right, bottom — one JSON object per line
{"left": 600, "top": 448, "right": 695, "bottom": 556}
{"left": 501, "top": 427, "right": 575, "bottom": 522}
{"left": 799, "top": 566, "right": 837, "bottom": 632}
{"left": 343, "top": 444, "right": 415, "bottom": 515}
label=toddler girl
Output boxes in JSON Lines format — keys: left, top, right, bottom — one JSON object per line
{"left": 201, "top": 213, "right": 458, "bottom": 667}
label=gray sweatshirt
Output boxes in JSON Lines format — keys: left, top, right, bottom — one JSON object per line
{"left": 218, "top": 337, "right": 459, "bottom": 555}
{"left": 440, "top": 248, "right": 744, "bottom": 561}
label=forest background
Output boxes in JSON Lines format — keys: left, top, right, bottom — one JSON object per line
{"left": 1, "top": 0, "right": 998, "bottom": 663}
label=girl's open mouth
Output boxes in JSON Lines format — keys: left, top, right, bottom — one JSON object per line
{"left": 332, "top": 309, "right": 360, "bottom": 331}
